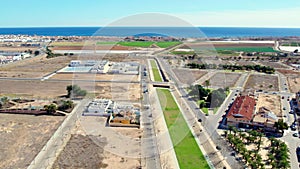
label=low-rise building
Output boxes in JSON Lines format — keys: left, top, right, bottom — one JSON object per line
{"left": 226, "top": 95, "right": 256, "bottom": 128}
{"left": 252, "top": 107, "right": 278, "bottom": 131}
{"left": 226, "top": 95, "right": 279, "bottom": 131}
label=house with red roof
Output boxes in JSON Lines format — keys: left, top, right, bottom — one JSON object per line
{"left": 226, "top": 95, "right": 256, "bottom": 128}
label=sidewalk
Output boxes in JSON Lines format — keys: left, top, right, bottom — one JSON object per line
{"left": 171, "top": 88, "right": 231, "bottom": 169}
{"left": 149, "top": 86, "right": 180, "bottom": 169}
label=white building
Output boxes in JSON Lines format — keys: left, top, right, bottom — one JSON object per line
{"left": 83, "top": 99, "right": 114, "bottom": 116}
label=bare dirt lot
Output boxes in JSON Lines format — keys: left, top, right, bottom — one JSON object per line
{"left": 257, "top": 61, "right": 290, "bottom": 69}
{"left": 287, "top": 76, "right": 300, "bottom": 93}
{"left": 172, "top": 68, "right": 207, "bottom": 84}
{"left": 61, "top": 116, "right": 142, "bottom": 169}
{"left": 256, "top": 94, "right": 282, "bottom": 117}
{"left": 51, "top": 73, "right": 139, "bottom": 82}
{"left": 0, "top": 80, "right": 141, "bottom": 101}
{"left": 0, "top": 55, "right": 73, "bottom": 78}
{"left": 277, "top": 69, "right": 300, "bottom": 93}
{"left": 203, "top": 72, "right": 241, "bottom": 88}
{"left": 0, "top": 46, "right": 39, "bottom": 52}
{"left": 52, "top": 134, "right": 108, "bottom": 169}
{"left": 244, "top": 74, "right": 279, "bottom": 91}
{"left": 0, "top": 114, "right": 64, "bottom": 169}
{"left": 51, "top": 45, "right": 133, "bottom": 51}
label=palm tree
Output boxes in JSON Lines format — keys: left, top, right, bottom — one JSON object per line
{"left": 223, "top": 130, "right": 228, "bottom": 138}
{"left": 256, "top": 132, "right": 264, "bottom": 151}
{"left": 274, "top": 119, "right": 288, "bottom": 135}
{"left": 228, "top": 125, "right": 233, "bottom": 135}
{"left": 233, "top": 127, "right": 238, "bottom": 137}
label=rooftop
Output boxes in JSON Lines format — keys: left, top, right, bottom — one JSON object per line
{"left": 227, "top": 95, "right": 256, "bottom": 121}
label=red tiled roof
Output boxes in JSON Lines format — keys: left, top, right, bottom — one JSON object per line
{"left": 227, "top": 96, "right": 256, "bottom": 121}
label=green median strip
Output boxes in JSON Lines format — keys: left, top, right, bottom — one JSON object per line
{"left": 157, "top": 88, "right": 209, "bottom": 169}
{"left": 150, "top": 60, "right": 163, "bottom": 82}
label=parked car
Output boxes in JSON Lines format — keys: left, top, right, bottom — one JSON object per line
{"left": 296, "top": 146, "right": 300, "bottom": 162}
{"left": 291, "top": 124, "right": 297, "bottom": 131}
{"left": 293, "top": 133, "right": 299, "bottom": 137}
{"left": 283, "top": 107, "right": 286, "bottom": 110}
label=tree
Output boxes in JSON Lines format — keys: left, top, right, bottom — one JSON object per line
{"left": 44, "top": 104, "right": 57, "bottom": 114}
{"left": 34, "top": 50, "right": 40, "bottom": 56}
{"left": 274, "top": 119, "right": 288, "bottom": 135}
{"left": 66, "top": 85, "right": 73, "bottom": 98}
{"left": 66, "top": 85, "right": 87, "bottom": 98}
{"left": 205, "top": 80, "right": 210, "bottom": 89}
{"left": 58, "top": 100, "right": 74, "bottom": 111}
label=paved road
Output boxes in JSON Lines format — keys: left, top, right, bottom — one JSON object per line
{"left": 157, "top": 57, "right": 243, "bottom": 168}
{"left": 27, "top": 99, "right": 89, "bottom": 169}
{"left": 140, "top": 63, "right": 162, "bottom": 169}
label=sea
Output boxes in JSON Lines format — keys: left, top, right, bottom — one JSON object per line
{"left": 0, "top": 27, "right": 300, "bottom": 38}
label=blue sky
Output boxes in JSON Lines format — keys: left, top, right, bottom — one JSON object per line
{"left": 1, "top": 0, "right": 300, "bottom": 27}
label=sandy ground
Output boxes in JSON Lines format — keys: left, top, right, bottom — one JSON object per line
{"left": 287, "top": 76, "right": 300, "bottom": 93}
{"left": 0, "top": 80, "right": 141, "bottom": 101}
{"left": 51, "top": 45, "right": 133, "bottom": 51}
{"left": 51, "top": 73, "right": 139, "bottom": 82}
{"left": 0, "top": 55, "right": 73, "bottom": 78}
{"left": 204, "top": 72, "right": 241, "bottom": 88}
{"left": 0, "top": 46, "right": 39, "bottom": 52}
{"left": 244, "top": 74, "right": 279, "bottom": 91}
{"left": 0, "top": 114, "right": 64, "bottom": 169}
{"left": 52, "top": 134, "right": 108, "bottom": 169}
{"left": 255, "top": 94, "right": 282, "bottom": 117}
{"left": 56, "top": 116, "right": 142, "bottom": 169}
{"left": 172, "top": 68, "right": 207, "bottom": 84}
{"left": 257, "top": 61, "right": 290, "bottom": 69}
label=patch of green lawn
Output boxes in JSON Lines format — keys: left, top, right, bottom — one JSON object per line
{"left": 96, "top": 41, "right": 117, "bottom": 45}
{"left": 117, "top": 41, "right": 181, "bottom": 48}
{"left": 157, "top": 89, "right": 209, "bottom": 169}
{"left": 201, "top": 107, "right": 209, "bottom": 114}
{"left": 150, "top": 60, "right": 163, "bottom": 82}
{"left": 156, "top": 41, "right": 182, "bottom": 48}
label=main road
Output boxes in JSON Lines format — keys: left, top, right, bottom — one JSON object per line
{"left": 156, "top": 57, "right": 243, "bottom": 168}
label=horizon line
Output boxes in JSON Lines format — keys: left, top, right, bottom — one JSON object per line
{"left": 1, "top": 26, "right": 300, "bottom": 29}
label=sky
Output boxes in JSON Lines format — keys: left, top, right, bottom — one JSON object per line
{"left": 1, "top": 0, "right": 300, "bottom": 27}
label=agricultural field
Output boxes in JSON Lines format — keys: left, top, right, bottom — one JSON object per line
{"left": 118, "top": 41, "right": 181, "bottom": 48}
{"left": 150, "top": 60, "right": 163, "bottom": 82}
{"left": 157, "top": 89, "right": 209, "bottom": 169}
{"left": 172, "top": 68, "right": 207, "bottom": 84}
{"left": 244, "top": 74, "right": 279, "bottom": 91}
{"left": 281, "top": 42, "right": 300, "bottom": 46}
{"left": 203, "top": 72, "right": 241, "bottom": 88}
{"left": 215, "top": 46, "right": 278, "bottom": 53}
{"left": 0, "top": 114, "right": 64, "bottom": 169}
